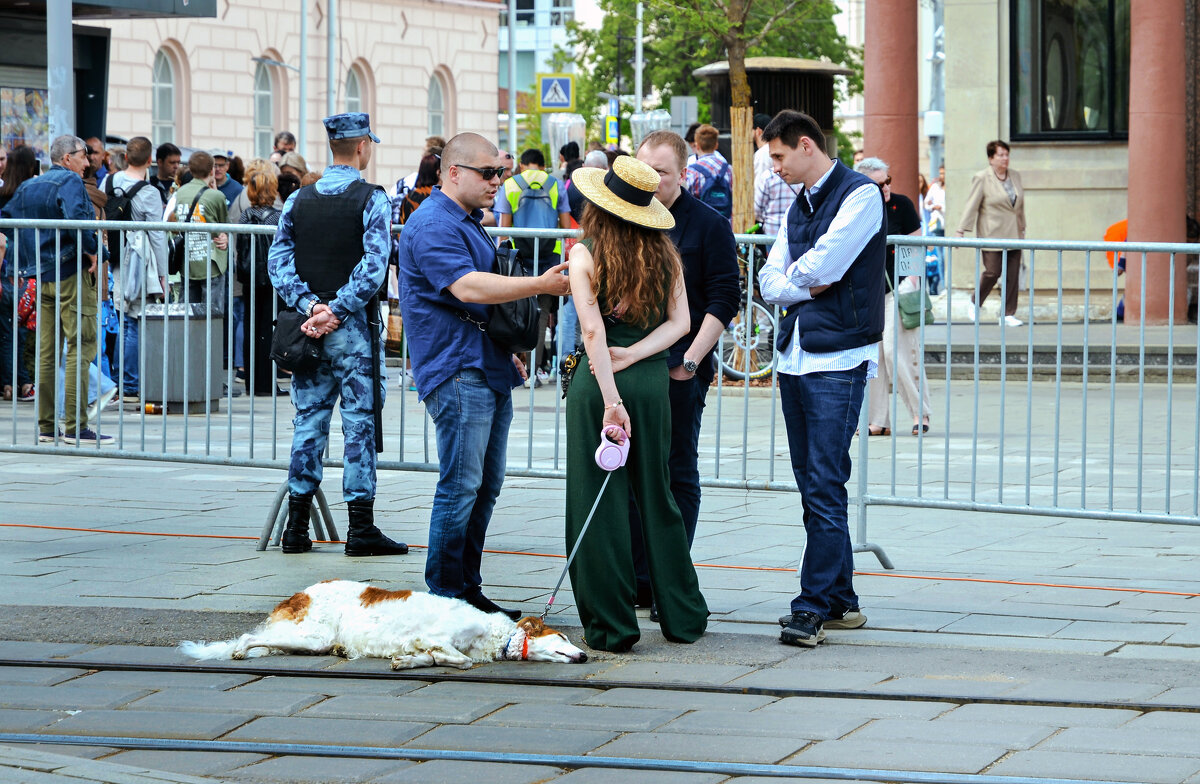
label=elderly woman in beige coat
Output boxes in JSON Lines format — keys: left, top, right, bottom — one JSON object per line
{"left": 956, "top": 140, "right": 1026, "bottom": 326}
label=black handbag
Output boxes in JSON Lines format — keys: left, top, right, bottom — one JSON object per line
{"left": 460, "top": 245, "right": 542, "bottom": 354}
{"left": 488, "top": 244, "right": 541, "bottom": 353}
{"left": 559, "top": 347, "right": 581, "bottom": 399}
{"left": 269, "top": 309, "right": 321, "bottom": 372}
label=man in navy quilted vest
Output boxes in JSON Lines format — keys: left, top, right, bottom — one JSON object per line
{"left": 757, "top": 110, "right": 886, "bottom": 648}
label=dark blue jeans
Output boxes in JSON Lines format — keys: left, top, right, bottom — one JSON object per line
{"left": 120, "top": 312, "right": 139, "bottom": 396}
{"left": 779, "top": 363, "right": 868, "bottom": 620}
{"left": 630, "top": 373, "right": 708, "bottom": 590}
{"left": 0, "top": 280, "right": 32, "bottom": 390}
{"left": 424, "top": 368, "right": 513, "bottom": 599}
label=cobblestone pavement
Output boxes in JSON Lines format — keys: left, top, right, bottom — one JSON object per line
{"left": 1, "top": 368, "right": 1199, "bottom": 783}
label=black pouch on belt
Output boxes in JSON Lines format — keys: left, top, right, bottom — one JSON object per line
{"left": 269, "top": 309, "right": 322, "bottom": 372}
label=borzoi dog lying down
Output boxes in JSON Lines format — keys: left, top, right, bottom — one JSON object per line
{"left": 180, "top": 579, "right": 587, "bottom": 669}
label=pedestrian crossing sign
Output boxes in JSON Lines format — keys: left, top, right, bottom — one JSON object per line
{"left": 537, "top": 73, "right": 574, "bottom": 112}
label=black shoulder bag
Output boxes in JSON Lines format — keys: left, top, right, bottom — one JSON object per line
{"left": 460, "top": 228, "right": 541, "bottom": 355}
{"left": 269, "top": 309, "right": 322, "bottom": 372}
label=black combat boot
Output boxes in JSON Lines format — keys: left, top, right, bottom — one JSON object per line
{"left": 344, "top": 499, "right": 409, "bottom": 557}
{"left": 281, "top": 493, "right": 314, "bottom": 554}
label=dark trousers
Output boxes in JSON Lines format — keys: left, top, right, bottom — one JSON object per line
{"left": 974, "top": 249, "right": 1021, "bottom": 316}
{"left": 779, "top": 364, "right": 867, "bottom": 620}
{"left": 0, "top": 280, "right": 32, "bottom": 390}
{"left": 243, "top": 287, "right": 281, "bottom": 395}
{"left": 630, "top": 374, "right": 708, "bottom": 594}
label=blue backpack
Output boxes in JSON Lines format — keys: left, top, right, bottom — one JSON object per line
{"left": 508, "top": 173, "right": 561, "bottom": 270}
{"left": 691, "top": 160, "right": 732, "bottom": 218}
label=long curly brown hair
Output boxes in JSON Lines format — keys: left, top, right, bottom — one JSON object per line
{"left": 580, "top": 202, "right": 682, "bottom": 329}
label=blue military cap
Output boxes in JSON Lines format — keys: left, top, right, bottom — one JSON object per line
{"left": 323, "top": 112, "right": 381, "bottom": 143}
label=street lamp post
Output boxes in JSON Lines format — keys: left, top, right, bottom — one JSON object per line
{"left": 927, "top": 0, "right": 945, "bottom": 176}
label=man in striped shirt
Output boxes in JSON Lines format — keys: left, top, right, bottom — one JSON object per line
{"left": 754, "top": 111, "right": 801, "bottom": 238}
{"left": 757, "top": 110, "right": 886, "bottom": 649}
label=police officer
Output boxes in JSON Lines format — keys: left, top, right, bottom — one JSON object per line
{"left": 267, "top": 112, "right": 408, "bottom": 557}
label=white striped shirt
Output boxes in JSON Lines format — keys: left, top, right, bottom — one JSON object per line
{"left": 758, "top": 161, "right": 882, "bottom": 377}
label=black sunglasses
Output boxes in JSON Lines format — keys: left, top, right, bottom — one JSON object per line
{"left": 876, "top": 176, "right": 892, "bottom": 188}
{"left": 455, "top": 163, "right": 506, "bottom": 180}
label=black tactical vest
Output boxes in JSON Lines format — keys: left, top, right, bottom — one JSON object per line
{"left": 291, "top": 180, "right": 384, "bottom": 299}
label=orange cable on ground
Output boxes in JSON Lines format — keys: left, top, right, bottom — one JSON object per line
{"left": 3, "top": 523, "right": 1198, "bottom": 598}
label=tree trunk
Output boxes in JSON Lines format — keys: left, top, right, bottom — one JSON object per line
{"left": 726, "top": 33, "right": 754, "bottom": 234}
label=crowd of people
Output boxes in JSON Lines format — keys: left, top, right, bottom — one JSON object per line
{"left": 1, "top": 109, "right": 1030, "bottom": 655}
{"left": 0, "top": 130, "right": 323, "bottom": 442}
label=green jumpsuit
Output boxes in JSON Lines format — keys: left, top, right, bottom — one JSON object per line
{"left": 565, "top": 302, "right": 709, "bottom": 652}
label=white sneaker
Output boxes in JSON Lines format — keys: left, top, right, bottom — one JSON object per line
{"left": 965, "top": 300, "right": 978, "bottom": 323}
{"left": 1003, "top": 315, "right": 1024, "bottom": 327}
{"left": 87, "top": 386, "right": 118, "bottom": 422}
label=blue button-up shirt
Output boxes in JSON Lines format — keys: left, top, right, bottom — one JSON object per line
{"left": 268, "top": 164, "right": 391, "bottom": 321}
{"left": 396, "top": 188, "right": 522, "bottom": 400}
{"left": 2, "top": 165, "right": 99, "bottom": 280}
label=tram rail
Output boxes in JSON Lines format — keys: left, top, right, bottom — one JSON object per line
{"left": 0, "top": 654, "right": 1187, "bottom": 784}
{"left": 1, "top": 655, "right": 1196, "bottom": 714}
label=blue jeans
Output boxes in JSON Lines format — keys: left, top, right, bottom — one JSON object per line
{"left": 231, "top": 295, "right": 245, "bottom": 369}
{"left": 557, "top": 297, "right": 578, "bottom": 367}
{"left": 779, "top": 363, "right": 868, "bottom": 619}
{"left": 424, "top": 368, "right": 513, "bottom": 599}
{"left": 120, "top": 312, "right": 139, "bottom": 395}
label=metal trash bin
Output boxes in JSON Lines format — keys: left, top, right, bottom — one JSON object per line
{"left": 141, "top": 303, "right": 224, "bottom": 413}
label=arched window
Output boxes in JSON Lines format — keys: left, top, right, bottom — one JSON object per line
{"left": 253, "top": 63, "right": 274, "bottom": 158}
{"left": 152, "top": 50, "right": 175, "bottom": 145}
{"left": 345, "top": 69, "right": 361, "bottom": 114}
{"left": 427, "top": 75, "right": 444, "bottom": 137}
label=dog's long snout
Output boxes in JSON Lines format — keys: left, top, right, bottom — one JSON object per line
{"left": 573, "top": 651, "right": 588, "bottom": 663}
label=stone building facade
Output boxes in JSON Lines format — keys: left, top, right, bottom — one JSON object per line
{"left": 92, "top": 0, "right": 501, "bottom": 188}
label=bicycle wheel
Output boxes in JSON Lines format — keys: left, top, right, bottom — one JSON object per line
{"left": 715, "top": 301, "right": 777, "bottom": 381}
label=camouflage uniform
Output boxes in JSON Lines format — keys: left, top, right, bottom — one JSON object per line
{"left": 268, "top": 164, "right": 390, "bottom": 502}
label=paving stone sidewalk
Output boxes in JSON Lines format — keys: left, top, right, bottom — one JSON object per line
{"left": 1, "top": 371, "right": 1199, "bottom": 783}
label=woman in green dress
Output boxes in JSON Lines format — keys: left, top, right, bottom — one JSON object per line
{"left": 565, "top": 156, "right": 709, "bottom": 653}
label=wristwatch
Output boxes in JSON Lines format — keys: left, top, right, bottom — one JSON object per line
{"left": 682, "top": 358, "right": 699, "bottom": 374}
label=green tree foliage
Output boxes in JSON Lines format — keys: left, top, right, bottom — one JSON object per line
{"left": 557, "top": 0, "right": 862, "bottom": 137}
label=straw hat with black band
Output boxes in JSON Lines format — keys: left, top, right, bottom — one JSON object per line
{"left": 570, "top": 155, "right": 675, "bottom": 232}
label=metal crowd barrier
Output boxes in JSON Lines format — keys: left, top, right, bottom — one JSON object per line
{"left": 2, "top": 218, "right": 1198, "bottom": 567}
{"left": 860, "top": 236, "right": 1200, "bottom": 555}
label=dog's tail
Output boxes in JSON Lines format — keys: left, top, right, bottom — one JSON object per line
{"left": 178, "top": 635, "right": 267, "bottom": 660}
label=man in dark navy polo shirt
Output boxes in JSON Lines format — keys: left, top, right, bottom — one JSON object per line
{"left": 631, "top": 130, "right": 740, "bottom": 611}
{"left": 397, "top": 132, "right": 570, "bottom": 620}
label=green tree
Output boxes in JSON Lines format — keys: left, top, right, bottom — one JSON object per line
{"left": 559, "top": 0, "right": 861, "bottom": 136}
{"left": 559, "top": 0, "right": 861, "bottom": 229}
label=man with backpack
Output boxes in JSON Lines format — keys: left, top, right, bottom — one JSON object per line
{"left": 685, "top": 124, "right": 733, "bottom": 222}
{"left": 106, "top": 136, "right": 169, "bottom": 404}
{"left": 495, "top": 148, "right": 571, "bottom": 386}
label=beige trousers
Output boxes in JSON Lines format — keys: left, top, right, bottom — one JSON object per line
{"left": 868, "top": 290, "right": 932, "bottom": 430}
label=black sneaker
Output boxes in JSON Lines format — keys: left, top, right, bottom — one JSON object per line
{"left": 780, "top": 610, "right": 825, "bottom": 647}
{"left": 464, "top": 593, "right": 522, "bottom": 621}
{"left": 777, "top": 605, "right": 866, "bottom": 630}
{"left": 64, "top": 428, "right": 114, "bottom": 446}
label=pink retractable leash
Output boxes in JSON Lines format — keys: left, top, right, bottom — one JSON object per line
{"left": 541, "top": 425, "right": 630, "bottom": 620}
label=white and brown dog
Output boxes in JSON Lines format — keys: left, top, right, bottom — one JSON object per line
{"left": 180, "top": 579, "right": 587, "bottom": 669}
